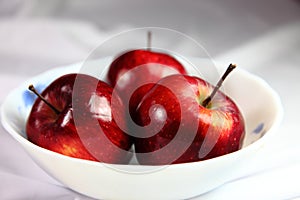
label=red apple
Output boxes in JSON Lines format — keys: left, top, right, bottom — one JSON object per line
{"left": 107, "top": 49, "right": 187, "bottom": 116}
{"left": 108, "top": 49, "right": 187, "bottom": 88}
{"left": 26, "top": 73, "right": 132, "bottom": 164}
{"left": 133, "top": 64, "right": 245, "bottom": 165}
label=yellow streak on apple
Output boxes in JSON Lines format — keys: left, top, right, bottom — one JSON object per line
{"left": 62, "top": 144, "right": 78, "bottom": 156}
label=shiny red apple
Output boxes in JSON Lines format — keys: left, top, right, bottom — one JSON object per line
{"left": 108, "top": 49, "right": 187, "bottom": 88}
{"left": 26, "top": 73, "right": 132, "bottom": 164}
{"left": 107, "top": 49, "right": 187, "bottom": 115}
{"left": 133, "top": 64, "right": 245, "bottom": 165}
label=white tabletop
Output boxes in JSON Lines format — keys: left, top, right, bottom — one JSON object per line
{"left": 0, "top": 0, "right": 300, "bottom": 199}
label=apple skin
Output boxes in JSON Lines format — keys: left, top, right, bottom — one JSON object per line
{"left": 107, "top": 49, "right": 187, "bottom": 116}
{"left": 134, "top": 74, "right": 245, "bottom": 165}
{"left": 26, "top": 73, "right": 132, "bottom": 164}
{"left": 108, "top": 49, "right": 186, "bottom": 88}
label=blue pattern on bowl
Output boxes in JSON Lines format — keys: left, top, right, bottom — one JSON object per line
{"left": 252, "top": 123, "right": 264, "bottom": 134}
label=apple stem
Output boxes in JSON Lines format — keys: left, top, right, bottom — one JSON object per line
{"left": 147, "top": 31, "right": 152, "bottom": 51}
{"left": 28, "top": 84, "right": 61, "bottom": 115}
{"left": 202, "top": 63, "right": 236, "bottom": 107}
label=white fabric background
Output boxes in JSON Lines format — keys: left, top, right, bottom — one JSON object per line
{"left": 0, "top": 0, "right": 300, "bottom": 199}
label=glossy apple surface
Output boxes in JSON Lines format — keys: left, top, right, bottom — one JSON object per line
{"left": 26, "top": 73, "right": 132, "bottom": 164}
{"left": 134, "top": 74, "right": 245, "bottom": 165}
{"left": 108, "top": 49, "right": 187, "bottom": 115}
{"left": 108, "top": 49, "right": 186, "bottom": 87}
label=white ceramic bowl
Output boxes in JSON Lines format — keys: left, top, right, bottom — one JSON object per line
{"left": 1, "top": 57, "right": 283, "bottom": 200}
